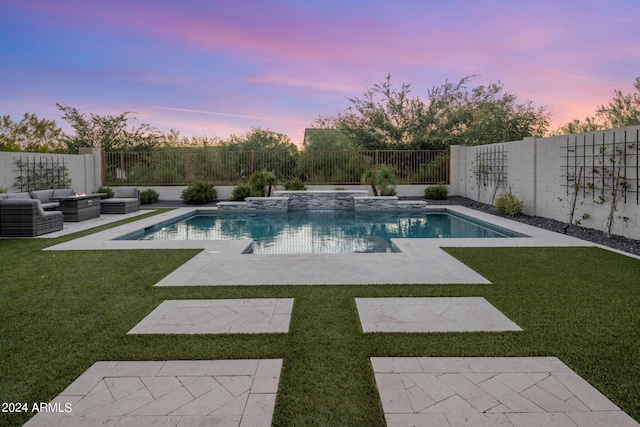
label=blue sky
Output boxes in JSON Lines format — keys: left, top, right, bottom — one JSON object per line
{"left": 1, "top": 0, "right": 639, "bottom": 144}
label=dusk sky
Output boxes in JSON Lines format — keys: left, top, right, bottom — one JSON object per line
{"left": 1, "top": 0, "right": 639, "bottom": 145}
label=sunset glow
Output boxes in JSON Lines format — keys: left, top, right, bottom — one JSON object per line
{"left": 1, "top": 0, "right": 639, "bottom": 144}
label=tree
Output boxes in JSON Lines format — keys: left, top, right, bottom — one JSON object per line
{"left": 222, "top": 127, "right": 298, "bottom": 153}
{"left": 596, "top": 77, "right": 640, "bottom": 128}
{"left": 303, "top": 128, "right": 357, "bottom": 150}
{"left": 553, "top": 117, "right": 606, "bottom": 135}
{"left": 318, "top": 75, "right": 550, "bottom": 149}
{"left": 57, "top": 104, "right": 163, "bottom": 153}
{"left": 0, "top": 113, "right": 66, "bottom": 152}
{"left": 424, "top": 77, "right": 550, "bottom": 146}
{"left": 554, "top": 77, "right": 640, "bottom": 134}
{"left": 319, "top": 74, "right": 430, "bottom": 149}
{"left": 216, "top": 128, "right": 299, "bottom": 181}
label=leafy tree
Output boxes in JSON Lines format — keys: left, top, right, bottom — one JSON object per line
{"left": 222, "top": 127, "right": 298, "bottom": 153}
{"left": 596, "top": 77, "right": 640, "bottom": 128}
{"left": 554, "top": 77, "right": 640, "bottom": 134}
{"left": 319, "top": 74, "right": 429, "bottom": 149}
{"left": 303, "top": 128, "right": 357, "bottom": 150}
{"left": 217, "top": 128, "right": 298, "bottom": 180}
{"left": 57, "top": 104, "right": 163, "bottom": 153}
{"left": 318, "top": 75, "right": 550, "bottom": 149}
{"left": 554, "top": 117, "right": 606, "bottom": 135}
{"left": 0, "top": 113, "right": 66, "bottom": 152}
{"left": 159, "top": 129, "right": 222, "bottom": 148}
{"left": 424, "top": 77, "right": 550, "bottom": 146}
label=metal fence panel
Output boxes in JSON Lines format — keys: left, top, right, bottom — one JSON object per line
{"left": 103, "top": 149, "right": 449, "bottom": 186}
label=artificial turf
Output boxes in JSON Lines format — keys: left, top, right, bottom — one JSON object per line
{"left": 1, "top": 221, "right": 639, "bottom": 426}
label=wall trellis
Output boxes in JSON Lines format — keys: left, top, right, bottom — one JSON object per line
{"left": 562, "top": 129, "right": 640, "bottom": 205}
{"left": 13, "top": 156, "right": 72, "bottom": 192}
{"left": 474, "top": 145, "right": 508, "bottom": 188}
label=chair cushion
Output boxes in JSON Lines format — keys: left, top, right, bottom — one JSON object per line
{"left": 114, "top": 187, "right": 138, "bottom": 198}
{"left": 6, "top": 192, "right": 32, "bottom": 199}
{"left": 30, "top": 189, "right": 55, "bottom": 203}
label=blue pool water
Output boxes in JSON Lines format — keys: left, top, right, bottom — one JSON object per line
{"left": 121, "top": 210, "right": 519, "bottom": 254}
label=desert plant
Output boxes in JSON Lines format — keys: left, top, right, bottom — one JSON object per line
{"left": 248, "top": 170, "right": 278, "bottom": 197}
{"left": 139, "top": 188, "right": 160, "bottom": 205}
{"left": 494, "top": 186, "right": 523, "bottom": 216}
{"left": 96, "top": 186, "right": 114, "bottom": 199}
{"left": 424, "top": 183, "right": 448, "bottom": 200}
{"left": 361, "top": 166, "right": 396, "bottom": 196}
{"left": 181, "top": 181, "right": 217, "bottom": 205}
{"left": 284, "top": 178, "right": 306, "bottom": 191}
{"left": 230, "top": 183, "right": 252, "bottom": 201}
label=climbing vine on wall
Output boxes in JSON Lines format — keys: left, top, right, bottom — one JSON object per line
{"left": 562, "top": 129, "right": 639, "bottom": 236}
{"left": 472, "top": 145, "right": 508, "bottom": 204}
{"left": 14, "top": 156, "right": 72, "bottom": 192}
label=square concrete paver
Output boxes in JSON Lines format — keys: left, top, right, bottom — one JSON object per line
{"left": 356, "top": 297, "right": 522, "bottom": 332}
{"left": 127, "top": 299, "right": 294, "bottom": 334}
{"left": 372, "top": 357, "right": 639, "bottom": 427}
{"left": 24, "top": 359, "right": 282, "bottom": 427}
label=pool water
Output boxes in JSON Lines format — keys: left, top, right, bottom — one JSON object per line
{"left": 126, "top": 210, "right": 513, "bottom": 254}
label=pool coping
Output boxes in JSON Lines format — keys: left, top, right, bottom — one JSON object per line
{"left": 44, "top": 206, "right": 610, "bottom": 286}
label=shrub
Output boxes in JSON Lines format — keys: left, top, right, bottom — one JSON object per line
{"left": 231, "top": 183, "right": 251, "bottom": 201}
{"left": 494, "top": 186, "right": 523, "bottom": 216}
{"left": 284, "top": 178, "right": 306, "bottom": 191}
{"left": 96, "top": 186, "right": 114, "bottom": 199}
{"left": 0, "top": 186, "right": 8, "bottom": 194}
{"left": 181, "top": 181, "right": 217, "bottom": 205}
{"left": 361, "top": 166, "right": 396, "bottom": 196}
{"left": 248, "top": 170, "right": 278, "bottom": 197}
{"left": 424, "top": 183, "right": 448, "bottom": 200}
{"left": 139, "top": 188, "right": 160, "bottom": 205}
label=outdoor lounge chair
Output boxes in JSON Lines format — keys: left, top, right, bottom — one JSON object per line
{"left": 100, "top": 187, "right": 140, "bottom": 214}
{"left": 0, "top": 199, "right": 64, "bottom": 237}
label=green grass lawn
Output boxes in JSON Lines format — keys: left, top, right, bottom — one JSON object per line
{"left": 1, "top": 216, "right": 639, "bottom": 426}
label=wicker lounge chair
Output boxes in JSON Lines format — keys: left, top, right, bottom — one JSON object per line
{"left": 100, "top": 187, "right": 140, "bottom": 214}
{"left": 0, "top": 199, "right": 64, "bottom": 237}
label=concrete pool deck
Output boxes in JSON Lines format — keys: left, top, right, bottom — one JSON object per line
{"left": 45, "top": 205, "right": 608, "bottom": 286}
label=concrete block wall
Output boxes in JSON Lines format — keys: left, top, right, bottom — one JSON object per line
{"left": 0, "top": 149, "right": 100, "bottom": 194}
{"left": 450, "top": 125, "right": 640, "bottom": 239}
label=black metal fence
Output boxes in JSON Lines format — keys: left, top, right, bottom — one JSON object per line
{"left": 103, "top": 149, "right": 449, "bottom": 186}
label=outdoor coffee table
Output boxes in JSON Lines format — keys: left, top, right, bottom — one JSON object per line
{"left": 51, "top": 194, "right": 104, "bottom": 222}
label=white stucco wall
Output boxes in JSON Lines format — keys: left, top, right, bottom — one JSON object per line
{"left": 0, "top": 149, "right": 100, "bottom": 194}
{"left": 450, "top": 125, "right": 640, "bottom": 239}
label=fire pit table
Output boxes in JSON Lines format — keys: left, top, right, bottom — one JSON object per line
{"left": 51, "top": 194, "right": 104, "bottom": 222}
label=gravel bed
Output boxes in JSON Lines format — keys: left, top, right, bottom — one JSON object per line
{"left": 424, "top": 196, "right": 640, "bottom": 256}
{"left": 144, "top": 197, "right": 640, "bottom": 256}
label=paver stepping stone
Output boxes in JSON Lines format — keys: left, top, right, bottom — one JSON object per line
{"left": 356, "top": 297, "right": 522, "bottom": 332}
{"left": 372, "top": 357, "right": 639, "bottom": 427}
{"left": 127, "top": 299, "right": 294, "bottom": 334}
{"left": 23, "top": 359, "right": 282, "bottom": 427}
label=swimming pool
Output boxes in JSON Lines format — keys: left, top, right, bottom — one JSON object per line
{"left": 119, "top": 210, "right": 522, "bottom": 254}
